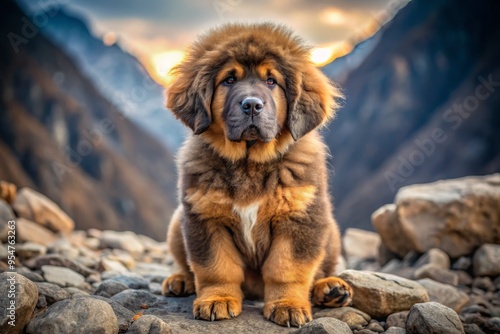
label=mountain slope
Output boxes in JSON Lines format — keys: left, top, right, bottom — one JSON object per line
{"left": 0, "top": 0, "right": 178, "bottom": 238}
{"left": 16, "top": 0, "right": 186, "bottom": 151}
{"left": 323, "top": 0, "right": 500, "bottom": 231}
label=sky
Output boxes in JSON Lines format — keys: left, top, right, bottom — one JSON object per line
{"left": 60, "top": 0, "right": 400, "bottom": 85}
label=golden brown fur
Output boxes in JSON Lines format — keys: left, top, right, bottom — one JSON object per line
{"left": 162, "top": 23, "right": 352, "bottom": 327}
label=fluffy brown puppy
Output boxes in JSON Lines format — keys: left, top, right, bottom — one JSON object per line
{"left": 162, "top": 23, "right": 352, "bottom": 327}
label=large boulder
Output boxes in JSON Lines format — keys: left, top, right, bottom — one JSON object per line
{"left": 373, "top": 174, "right": 500, "bottom": 258}
{"left": 12, "top": 188, "right": 74, "bottom": 234}
{"left": 343, "top": 228, "right": 381, "bottom": 260}
{"left": 338, "top": 270, "right": 429, "bottom": 318}
{"left": 406, "top": 302, "right": 464, "bottom": 334}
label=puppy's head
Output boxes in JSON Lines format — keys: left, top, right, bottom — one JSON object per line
{"left": 167, "top": 23, "right": 342, "bottom": 161}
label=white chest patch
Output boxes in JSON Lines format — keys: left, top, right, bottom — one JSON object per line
{"left": 232, "top": 202, "right": 260, "bottom": 252}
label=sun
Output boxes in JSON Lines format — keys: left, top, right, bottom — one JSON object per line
{"left": 150, "top": 50, "right": 185, "bottom": 86}
{"left": 310, "top": 47, "right": 335, "bottom": 67}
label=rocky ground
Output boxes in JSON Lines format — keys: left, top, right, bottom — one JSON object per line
{"left": 0, "top": 174, "right": 499, "bottom": 334}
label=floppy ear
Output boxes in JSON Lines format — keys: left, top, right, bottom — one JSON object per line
{"left": 286, "top": 65, "right": 341, "bottom": 141}
{"left": 166, "top": 64, "right": 213, "bottom": 135}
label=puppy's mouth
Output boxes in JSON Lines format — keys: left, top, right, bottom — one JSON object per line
{"left": 240, "top": 125, "right": 261, "bottom": 141}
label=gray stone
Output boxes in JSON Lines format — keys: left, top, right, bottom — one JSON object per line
{"left": 417, "top": 279, "right": 469, "bottom": 312}
{"left": 463, "top": 323, "right": 485, "bottom": 334}
{"left": 414, "top": 264, "right": 459, "bottom": 286}
{"left": 292, "top": 317, "right": 352, "bottom": 334}
{"left": 25, "top": 297, "right": 118, "bottom": 334}
{"left": 95, "top": 279, "right": 129, "bottom": 297}
{"left": 314, "top": 306, "right": 370, "bottom": 330}
{"left": 25, "top": 254, "right": 95, "bottom": 277}
{"left": 343, "top": 228, "right": 381, "bottom": 260}
{"left": 386, "top": 311, "right": 409, "bottom": 328}
{"left": 473, "top": 244, "right": 500, "bottom": 277}
{"left": 41, "top": 265, "right": 85, "bottom": 288}
{"left": 452, "top": 257, "right": 472, "bottom": 271}
{"left": 108, "top": 274, "right": 149, "bottom": 290}
{"left": 35, "top": 282, "right": 71, "bottom": 305}
{"left": 90, "top": 295, "right": 135, "bottom": 332}
{"left": 16, "top": 242, "right": 47, "bottom": 259}
{"left": 414, "top": 248, "right": 450, "bottom": 269}
{"left": 100, "top": 230, "right": 145, "bottom": 255}
{"left": 385, "top": 327, "right": 406, "bottom": 334}
{"left": 12, "top": 187, "right": 74, "bottom": 234}
{"left": 338, "top": 270, "right": 429, "bottom": 318}
{"left": 111, "top": 289, "right": 167, "bottom": 311}
{"left": 126, "top": 315, "right": 172, "bottom": 334}
{"left": 406, "top": 302, "right": 464, "bottom": 334}
{"left": 0, "top": 272, "right": 38, "bottom": 334}
{"left": 366, "top": 321, "right": 384, "bottom": 332}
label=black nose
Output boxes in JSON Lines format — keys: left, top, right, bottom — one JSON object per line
{"left": 241, "top": 97, "right": 264, "bottom": 116}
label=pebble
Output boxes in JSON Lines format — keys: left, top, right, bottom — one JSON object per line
{"left": 41, "top": 265, "right": 85, "bottom": 288}
{"left": 126, "top": 315, "right": 172, "bottom": 334}
{"left": 315, "top": 306, "right": 370, "bottom": 330}
{"left": 293, "top": 317, "right": 352, "bottom": 334}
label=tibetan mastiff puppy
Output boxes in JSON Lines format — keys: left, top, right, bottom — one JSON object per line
{"left": 162, "top": 23, "right": 352, "bottom": 327}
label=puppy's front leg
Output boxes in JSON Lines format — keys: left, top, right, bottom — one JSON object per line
{"left": 187, "top": 222, "right": 244, "bottom": 321}
{"left": 262, "top": 233, "right": 324, "bottom": 327}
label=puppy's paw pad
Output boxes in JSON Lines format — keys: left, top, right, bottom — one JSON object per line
{"left": 193, "top": 296, "right": 242, "bottom": 321}
{"left": 264, "top": 299, "right": 312, "bottom": 327}
{"left": 312, "top": 277, "right": 353, "bottom": 307}
{"left": 161, "top": 273, "right": 195, "bottom": 296}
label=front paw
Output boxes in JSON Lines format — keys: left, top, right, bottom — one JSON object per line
{"left": 162, "top": 273, "right": 195, "bottom": 296}
{"left": 264, "top": 299, "right": 312, "bottom": 327}
{"left": 312, "top": 277, "right": 353, "bottom": 307}
{"left": 193, "top": 295, "right": 242, "bottom": 321}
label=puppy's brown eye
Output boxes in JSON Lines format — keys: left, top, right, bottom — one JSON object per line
{"left": 224, "top": 76, "right": 236, "bottom": 85}
{"left": 266, "top": 78, "right": 277, "bottom": 86}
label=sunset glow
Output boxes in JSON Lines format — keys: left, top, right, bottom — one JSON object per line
{"left": 150, "top": 50, "right": 185, "bottom": 86}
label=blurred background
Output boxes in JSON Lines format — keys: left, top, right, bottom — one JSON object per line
{"left": 1, "top": 0, "right": 499, "bottom": 240}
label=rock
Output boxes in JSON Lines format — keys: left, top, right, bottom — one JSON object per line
{"left": 406, "top": 302, "right": 464, "bottom": 334}
{"left": 100, "top": 230, "right": 145, "bottom": 255}
{"left": 132, "top": 263, "right": 175, "bottom": 277}
{"left": 111, "top": 289, "right": 167, "bottom": 311}
{"left": 472, "top": 277, "right": 494, "bottom": 291}
{"left": 0, "top": 181, "right": 16, "bottom": 204}
{"left": 473, "top": 244, "right": 500, "bottom": 277}
{"left": 49, "top": 239, "right": 80, "bottom": 259}
{"left": 394, "top": 175, "right": 500, "bottom": 258}
{"left": 25, "top": 254, "right": 95, "bottom": 277}
{"left": 35, "top": 282, "right": 71, "bottom": 305}
{"left": 107, "top": 249, "right": 136, "bottom": 269}
{"left": 90, "top": 295, "right": 135, "bottom": 332}
{"left": 417, "top": 279, "right": 469, "bottom": 312}
{"left": 17, "top": 218, "right": 58, "bottom": 246}
{"left": 12, "top": 187, "right": 74, "bottom": 234}
{"left": 314, "top": 306, "right": 370, "bottom": 330}
{"left": 126, "top": 315, "right": 172, "bottom": 334}
{"left": 0, "top": 199, "right": 15, "bottom": 241}
{"left": 462, "top": 323, "right": 484, "bottom": 334}
{"left": 0, "top": 272, "right": 38, "bottom": 334}
{"left": 16, "top": 242, "right": 47, "bottom": 259}
{"left": 456, "top": 271, "right": 474, "bottom": 286}
{"left": 292, "top": 317, "right": 352, "bottom": 334}
{"left": 41, "top": 265, "right": 85, "bottom": 288}
{"left": 452, "top": 257, "right": 472, "bottom": 271}
{"left": 386, "top": 311, "right": 409, "bottom": 328}
{"left": 108, "top": 274, "right": 149, "bottom": 290}
{"left": 65, "top": 287, "right": 89, "bottom": 297}
{"left": 101, "top": 256, "right": 130, "bottom": 273}
{"left": 338, "top": 270, "right": 429, "bottom": 318}
{"left": 372, "top": 204, "right": 413, "bottom": 257}
{"left": 343, "top": 228, "right": 381, "bottom": 260}
{"left": 25, "top": 297, "right": 118, "bottom": 334}
{"left": 414, "top": 264, "right": 459, "bottom": 286}
{"left": 414, "top": 248, "right": 450, "bottom": 269}
{"left": 366, "top": 320, "right": 384, "bottom": 332}
{"left": 95, "top": 280, "right": 129, "bottom": 297}
{"left": 385, "top": 327, "right": 406, "bottom": 334}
